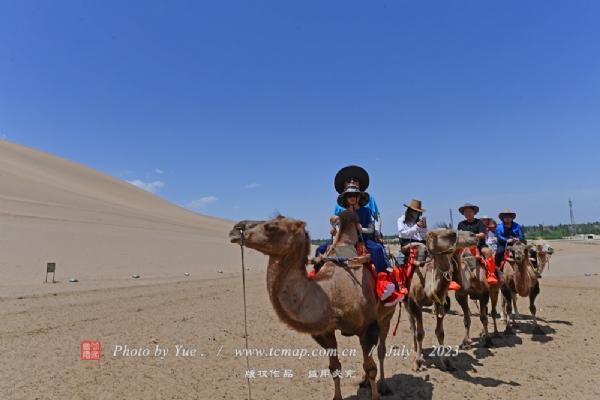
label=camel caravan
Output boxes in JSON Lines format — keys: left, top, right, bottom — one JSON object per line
{"left": 229, "top": 165, "right": 555, "bottom": 400}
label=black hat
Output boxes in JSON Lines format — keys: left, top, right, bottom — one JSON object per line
{"left": 337, "top": 185, "right": 370, "bottom": 208}
{"left": 334, "top": 165, "right": 370, "bottom": 194}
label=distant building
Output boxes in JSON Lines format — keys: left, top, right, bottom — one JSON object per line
{"left": 568, "top": 234, "right": 600, "bottom": 240}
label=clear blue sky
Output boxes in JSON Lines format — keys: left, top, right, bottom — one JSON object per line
{"left": 1, "top": 1, "right": 599, "bottom": 237}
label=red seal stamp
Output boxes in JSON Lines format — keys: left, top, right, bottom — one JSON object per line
{"left": 81, "top": 341, "right": 101, "bottom": 360}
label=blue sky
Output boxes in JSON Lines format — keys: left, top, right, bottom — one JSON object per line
{"left": 1, "top": 1, "right": 599, "bottom": 237}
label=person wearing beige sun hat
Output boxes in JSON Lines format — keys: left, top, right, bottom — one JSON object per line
{"left": 397, "top": 199, "right": 428, "bottom": 246}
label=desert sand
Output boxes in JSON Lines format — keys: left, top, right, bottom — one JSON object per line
{"left": 1, "top": 139, "right": 600, "bottom": 399}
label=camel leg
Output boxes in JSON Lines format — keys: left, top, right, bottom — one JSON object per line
{"left": 538, "top": 260, "right": 545, "bottom": 275}
{"left": 470, "top": 299, "right": 479, "bottom": 316}
{"left": 409, "top": 298, "right": 426, "bottom": 372}
{"left": 312, "top": 332, "right": 343, "bottom": 400}
{"left": 489, "top": 288, "right": 501, "bottom": 338}
{"left": 358, "top": 321, "right": 382, "bottom": 400}
{"left": 433, "top": 302, "right": 454, "bottom": 372}
{"left": 375, "top": 310, "right": 394, "bottom": 396}
{"left": 512, "top": 292, "right": 521, "bottom": 319}
{"left": 530, "top": 282, "right": 544, "bottom": 335}
{"left": 455, "top": 292, "right": 472, "bottom": 350}
{"left": 478, "top": 291, "right": 493, "bottom": 347}
{"left": 499, "top": 294, "right": 505, "bottom": 321}
{"left": 501, "top": 285, "right": 515, "bottom": 334}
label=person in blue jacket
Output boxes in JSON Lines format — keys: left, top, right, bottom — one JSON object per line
{"left": 495, "top": 209, "right": 525, "bottom": 268}
{"left": 332, "top": 185, "right": 388, "bottom": 273}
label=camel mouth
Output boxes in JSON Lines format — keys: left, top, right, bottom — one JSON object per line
{"left": 229, "top": 229, "right": 242, "bottom": 243}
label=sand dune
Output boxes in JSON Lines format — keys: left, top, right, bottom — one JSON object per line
{"left": 0, "top": 139, "right": 266, "bottom": 294}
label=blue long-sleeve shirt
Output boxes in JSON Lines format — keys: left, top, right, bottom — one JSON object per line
{"left": 334, "top": 195, "right": 381, "bottom": 232}
{"left": 496, "top": 222, "right": 524, "bottom": 245}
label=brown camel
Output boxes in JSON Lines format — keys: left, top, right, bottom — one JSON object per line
{"left": 501, "top": 240, "right": 553, "bottom": 320}
{"left": 408, "top": 229, "right": 478, "bottom": 372}
{"left": 500, "top": 241, "right": 543, "bottom": 335}
{"left": 531, "top": 239, "right": 555, "bottom": 275}
{"left": 453, "top": 249, "right": 506, "bottom": 346}
{"left": 229, "top": 211, "right": 396, "bottom": 400}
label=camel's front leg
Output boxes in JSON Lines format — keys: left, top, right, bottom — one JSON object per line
{"left": 455, "top": 292, "right": 472, "bottom": 350}
{"left": 375, "top": 309, "right": 394, "bottom": 396}
{"left": 359, "top": 321, "right": 382, "bottom": 400}
{"left": 489, "top": 288, "right": 501, "bottom": 338}
{"left": 312, "top": 332, "right": 343, "bottom": 400}
{"left": 512, "top": 292, "right": 521, "bottom": 319}
{"left": 500, "top": 286, "right": 515, "bottom": 334}
{"left": 433, "top": 302, "right": 454, "bottom": 372}
{"left": 530, "top": 282, "right": 544, "bottom": 335}
{"left": 478, "top": 291, "right": 493, "bottom": 347}
{"left": 409, "top": 298, "right": 426, "bottom": 372}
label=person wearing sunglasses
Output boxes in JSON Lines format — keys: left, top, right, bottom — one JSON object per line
{"left": 315, "top": 166, "right": 388, "bottom": 267}
{"left": 334, "top": 185, "right": 401, "bottom": 306}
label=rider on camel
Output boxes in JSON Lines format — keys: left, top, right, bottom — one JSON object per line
{"left": 457, "top": 203, "right": 504, "bottom": 283}
{"left": 315, "top": 166, "right": 389, "bottom": 271}
{"left": 397, "top": 199, "right": 427, "bottom": 246}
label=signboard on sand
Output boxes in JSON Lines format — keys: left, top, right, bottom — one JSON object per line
{"left": 45, "top": 262, "right": 56, "bottom": 283}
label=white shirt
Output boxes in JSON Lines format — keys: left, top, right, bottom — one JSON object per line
{"left": 398, "top": 215, "right": 428, "bottom": 242}
{"left": 486, "top": 229, "right": 497, "bottom": 246}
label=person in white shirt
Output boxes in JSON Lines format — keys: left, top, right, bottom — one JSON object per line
{"left": 397, "top": 199, "right": 428, "bottom": 246}
{"left": 480, "top": 215, "right": 498, "bottom": 253}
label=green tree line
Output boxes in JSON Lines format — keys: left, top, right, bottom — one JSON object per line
{"left": 521, "top": 221, "right": 600, "bottom": 240}
{"left": 310, "top": 221, "right": 600, "bottom": 244}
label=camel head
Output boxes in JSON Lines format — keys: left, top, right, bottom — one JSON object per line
{"left": 427, "top": 228, "right": 478, "bottom": 254}
{"left": 509, "top": 241, "right": 532, "bottom": 263}
{"left": 534, "top": 241, "right": 554, "bottom": 255}
{"left": 229, "top": 215, "right": 309, "bottom": 257}
{"left": 332, "top": 209, "right": 360, "bottom": 247}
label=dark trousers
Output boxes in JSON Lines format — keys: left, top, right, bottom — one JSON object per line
{"left": 495, "top": 244, "right": 510, "bottom": 267}
{"left": 315, "top": 242, "right": 329, "bottom": 257}
{"left": 365, "top": 238, "right": 390, "bottom": 273}
{"left": 529, "top": 249, "right": 538, "bottom": 270}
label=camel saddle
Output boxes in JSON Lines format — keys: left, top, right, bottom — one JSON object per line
{"left": 461, "top": 247, "right": 499, "bottom": 285}
{"left": 309, "top": 242, "right": 371, "bottom": 269}
{"left": 460, "top": 247, "right": 485, "bottom": 269}
{"left": 327, "top": 245, "right": 368, "bottom": 267}
{"left": 394, "top": 243, "right": 426, "bottom": 293}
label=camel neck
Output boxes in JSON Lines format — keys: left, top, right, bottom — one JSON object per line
{"left": 265, "top": 237, "right": 332, "bottom": 334}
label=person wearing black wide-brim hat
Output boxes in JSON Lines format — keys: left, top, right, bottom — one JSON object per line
{"left": 315, "top": 167, "right": 390, "bottom": 272}
{"left": 332, "top": 165, "right": 382, "bottom": 239}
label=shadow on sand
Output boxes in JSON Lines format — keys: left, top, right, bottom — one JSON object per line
{"left": 344, "top": 372, "right": 434, "bottom": 400}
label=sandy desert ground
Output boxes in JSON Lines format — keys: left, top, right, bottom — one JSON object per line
{"left": 1, "top": 139, "right": 600, "bottom": 400}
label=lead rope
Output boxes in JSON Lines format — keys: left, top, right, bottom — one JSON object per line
{"left": 238, "top": 231, "right": 252, "bottom": 400}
